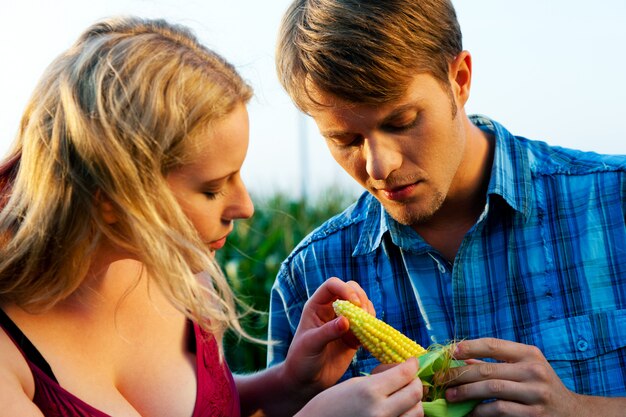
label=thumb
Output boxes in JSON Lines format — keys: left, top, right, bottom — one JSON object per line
{"left": 301, "top": 316, "right": 352, "bottom": 352}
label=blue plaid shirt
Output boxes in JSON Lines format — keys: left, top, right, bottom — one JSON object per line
{"left": 267, "top": 116, "right": 626, "bottom": 397}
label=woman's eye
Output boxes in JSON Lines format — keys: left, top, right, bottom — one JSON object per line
{"left": 203, "top": 191, "right": 221, "bottom": 200}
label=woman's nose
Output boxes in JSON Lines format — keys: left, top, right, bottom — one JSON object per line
{"left": 224, "top": 178, "right": 254, "bottom": 221}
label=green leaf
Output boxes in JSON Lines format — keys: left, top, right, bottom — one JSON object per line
{"left": 417, "top": 349, "right": 448, "bottom": 381}
{"left": 423, "top": 398, "right": 479, "bottom": 417}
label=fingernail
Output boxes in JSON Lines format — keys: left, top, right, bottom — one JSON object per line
{"left": 446, "top": 387, "right": 457, "bottom": 400}
{"left": 452, "top": 342, "right": 462, "bottom": 357}
{"left": 334, "top": 316, "right": 348, "bottom": 331}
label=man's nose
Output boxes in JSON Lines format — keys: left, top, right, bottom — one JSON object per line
{"left": 364, "top": 135, "right": 402, "bottom": 181}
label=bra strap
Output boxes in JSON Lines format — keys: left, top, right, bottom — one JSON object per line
{"left": 0, "top": 309, "right": 58, "bottom": 382}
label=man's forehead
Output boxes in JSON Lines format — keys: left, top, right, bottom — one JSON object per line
{"left": 307, "top": 91, "right": 422, "bottom": 127}
{"left": 304, "top": 73, "right": 435, "bottom": 115}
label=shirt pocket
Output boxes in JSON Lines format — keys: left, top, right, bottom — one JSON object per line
{"left": 534, "top": 309, "right": 626, "bottom": 394}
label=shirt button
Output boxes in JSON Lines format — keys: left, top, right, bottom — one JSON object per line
{"left": 437, "top": 263, "right": 446, "bottom": 273}
{"left": 576, "top": 339, "right": 589, "bottom": 352}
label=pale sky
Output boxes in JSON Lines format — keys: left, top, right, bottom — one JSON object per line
{"left": 1, "top": 1, "right": 625, "bottom": 198}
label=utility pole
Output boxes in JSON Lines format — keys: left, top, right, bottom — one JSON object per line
{"left": 298, "top": 111, "right": 309, "bottom": 201}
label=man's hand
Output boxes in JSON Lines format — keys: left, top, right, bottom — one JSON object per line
{"left": 440, "top": 337, "right": 626, "bottom": 416}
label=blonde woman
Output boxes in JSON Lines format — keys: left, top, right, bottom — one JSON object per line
{"left": 0, "top": 17, "right": 423, "bottom": 417}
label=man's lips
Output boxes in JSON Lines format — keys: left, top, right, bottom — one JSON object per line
{"left": 380, "top": 182, "right": 418, "bottom": 201}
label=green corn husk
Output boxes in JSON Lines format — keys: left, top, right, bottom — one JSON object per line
{"left": 417, "top": 346, "right": 479, "bottom": 417}
{"left": 422, "top": 398, "right": 480, "bottom": 417}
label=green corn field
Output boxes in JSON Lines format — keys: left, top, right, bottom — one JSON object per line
{"left": 216, "top": 188, "right": 357, "bottom": 373}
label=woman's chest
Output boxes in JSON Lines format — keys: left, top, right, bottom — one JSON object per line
{"left": 15, "top": 305, "right": 200, "bottom": 417}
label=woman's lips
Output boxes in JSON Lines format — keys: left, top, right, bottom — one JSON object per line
{"left": 209, "top": 235, "right": 228, "bottom": 251}
{"left": 380, "top": 182, "right": 418, "bottom": 201}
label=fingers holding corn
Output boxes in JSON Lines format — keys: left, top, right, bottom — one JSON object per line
{"left": 439, "top": 338, "right": 589, "bottom": 417}
{"left": 333, "top": 299, "right": 479, "bottom": 417}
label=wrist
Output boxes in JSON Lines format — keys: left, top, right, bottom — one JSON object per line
{"left": 574, "top": 393, "right": 626, "bottom": 417}
{"left": 277, "top": 360, "right": 321, "bottom": 406}
{"left": 236, "top": 363, "right": 320, "bottom": 417}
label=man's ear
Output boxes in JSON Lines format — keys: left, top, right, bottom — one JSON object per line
{"left": 449, "top": 50, "right": 472, "bottom": 107}
{"left": 95, "top": 190, "right": 118, "bottom": 224}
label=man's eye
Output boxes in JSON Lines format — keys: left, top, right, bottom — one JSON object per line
{"left": 330, "top": 135, "right": 364, "bottom": 147}
{"left": 383, "top": 118, "right": 418, "bottom": 133}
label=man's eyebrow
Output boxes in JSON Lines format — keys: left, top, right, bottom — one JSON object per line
{"left": 322, "top": 129, "right": 353, "bottom": 139}
{"left": 321, "top": 103, "right": 420, "bottom": 138}
{"left": 379, "top": 103, "right": 419, "bottom": 124}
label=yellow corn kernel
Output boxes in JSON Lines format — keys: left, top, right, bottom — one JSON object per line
{"left": 332, "top": 299, "right": 426, "bottom": 363}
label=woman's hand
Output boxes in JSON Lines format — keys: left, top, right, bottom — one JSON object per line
{"left": 282, "top": 277, "right": 374, "bottom": 398}
{"left": 296, "top": 357, "right": 424, "bottom": 417}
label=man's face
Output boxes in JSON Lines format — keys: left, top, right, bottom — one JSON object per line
{"left": 308, "top": 72, "right": 468, "bottom": 227}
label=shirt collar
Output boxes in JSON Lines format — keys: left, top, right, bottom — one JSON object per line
{"left": 352, "top": 196, "right": 437, "bottom": 256}
{"left": 352, "top": 115, "right": 534, "bottom": 256}
{"left": 353, "top": 195, "right": 386, "bottom": 256}
{"left": 471, "top": 115, "right": 534, "bottom": 221}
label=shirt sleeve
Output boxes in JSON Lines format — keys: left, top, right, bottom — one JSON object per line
{"left": 266, "top": 260, "right": 304, "bottom": 367}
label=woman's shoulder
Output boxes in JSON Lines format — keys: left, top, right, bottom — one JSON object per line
{"left": 0, "top": 314, "right": 39, "bottom": 414}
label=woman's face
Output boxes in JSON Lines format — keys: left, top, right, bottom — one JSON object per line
{"left": 166, "top": 103, "right": 254, "bottom": 252}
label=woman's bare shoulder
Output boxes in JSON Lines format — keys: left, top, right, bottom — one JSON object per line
{"left": 0, "top": 327, "right": 43, "bottom": 416}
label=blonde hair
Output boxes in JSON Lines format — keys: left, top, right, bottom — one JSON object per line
{"left": 0, "top": 16, "right": 253, "bottom": 342}
{"left": 276, "top": 0, "right": 462, "bottom": 112}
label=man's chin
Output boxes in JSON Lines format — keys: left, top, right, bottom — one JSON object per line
{"left": 378, "top": 194, "right": 444, "bottom": 227}
{"left": 384, "top": 206, "right": 433, "bottom": 227}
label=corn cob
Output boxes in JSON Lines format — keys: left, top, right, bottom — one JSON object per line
{"left": 333, "top": 299, "right": 479, "bottom": 417}
{"left": 332, "top": 299, "right": 427, "bottom": 363}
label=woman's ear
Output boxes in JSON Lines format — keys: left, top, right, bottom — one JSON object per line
{"left": 95, "top": 190, "right": 118, "bottom": 224}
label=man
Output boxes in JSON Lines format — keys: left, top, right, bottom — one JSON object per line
{"left": 268, "top": 0, "right": 626, "bottom": 415}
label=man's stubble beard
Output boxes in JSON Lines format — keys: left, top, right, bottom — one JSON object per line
{"left": 380, "top": 190, "right": 446, "bottom": 227}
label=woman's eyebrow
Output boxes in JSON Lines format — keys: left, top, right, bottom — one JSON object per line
{"left": 200, "top": 171, "right": 237, "bottom": 186}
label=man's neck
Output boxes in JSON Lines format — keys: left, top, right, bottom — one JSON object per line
{"left": 412, "top": 119, "right": 495, "bottom": 262}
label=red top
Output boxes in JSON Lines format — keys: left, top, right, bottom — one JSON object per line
{"left": 0, "top": 309, "right": 240, "bottom": 417}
